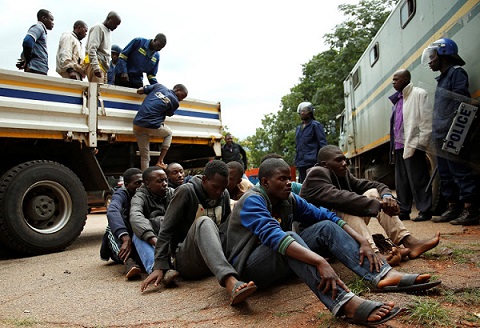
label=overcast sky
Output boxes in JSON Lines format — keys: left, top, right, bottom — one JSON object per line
{"left": 0, "top": 0, "right": 357, "bottom": 139}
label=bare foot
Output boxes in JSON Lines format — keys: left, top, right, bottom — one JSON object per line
{"left": 342, "top": 296, "right": 395, "bottom": 323}
{"left": 385, "top": 247, "right": 401, "bottom": 267}
{"left": 377, "top": 270, "right": 431, "bottom": 289}
{"left": 402, "top": 232, "right": 440, "bottom": 259}
{"left": 399, "top": 247, "right": 411, "bottom": 260}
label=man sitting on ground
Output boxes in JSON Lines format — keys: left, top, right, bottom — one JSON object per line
{"left": 223, "top": 158, "right": 440, "bottom": 325}
{"left": 141, "top": 160, "right": 257, "bottom": 305}
{"left": 165, "top": 162, "right": 185, "bottom": 189}
{"left": 100, "top": 168, "right": 143, "bottom": 279}
{"left": 129, "top": 166, "right": 178, "bottom": 285}
{"left": 300, "top": 145, "right": 440, "bottom": 266}
{"left": 226, "top": 161, "right": 253, "bottom": 209}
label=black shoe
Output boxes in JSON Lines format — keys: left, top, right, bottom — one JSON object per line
{"left": 123, "top": 258, "right": 142, "bottom": 280}
{"left": 450, "top": 208, "right": 480, "bottom": 226}
{"left": 100, "top": 231, "right": 112, "bottom": 261}
{"left": 398, "top": 214, "right": 410, "bottom": 221}
{"left": 412, "top": 212, "right": 432, "bottom": 222}
{"left": 432, "top": 204, "right": 463, "bottom": 223}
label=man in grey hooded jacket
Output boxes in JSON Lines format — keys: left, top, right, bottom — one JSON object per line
{"left": 130, "top": 166, "right": 174, "bottom": 275}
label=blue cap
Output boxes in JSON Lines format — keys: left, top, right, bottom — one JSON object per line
{"left": 111, "top": 44, "right": 123, "bottom": 54}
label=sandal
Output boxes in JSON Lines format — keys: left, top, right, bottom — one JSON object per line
{"left": 343, "top": 300, "right": 402, "bottom": 326}
{"left": 230, "top": 281, "right": 257, "bottom": 305}
{"left": 374, "top": 273, "right": 441, "bottom": 293}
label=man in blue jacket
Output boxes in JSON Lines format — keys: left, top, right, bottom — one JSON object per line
{"left": 223, "top": 158, "right": 441, "bottom": 325}
{"left": 100, "top": 168, "right": 143, "bottom": 279}
{"left": 295, "top": 102, "right": 327, "bottom": 183}
{"left": 133, "top": 83, "right": 188, "bottom": 170}
{"left": 115, "top": 33, "right": 167, "bottom": 88}
{"left": 424, "top": 38, "right": 478, "bottom": 225}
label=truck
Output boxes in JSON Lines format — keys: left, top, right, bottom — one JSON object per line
{"left": 0, "top": 68, "right": 223, "bottom": 255}
{"left": 338, "top": 0, "right": 480, "bottom": 210}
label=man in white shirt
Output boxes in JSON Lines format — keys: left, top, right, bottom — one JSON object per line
{"left": 84, "top": 11, "right": 121, "bottom": 83}
{"left": 56, "top": 20, "right": 88, "bottom": 80}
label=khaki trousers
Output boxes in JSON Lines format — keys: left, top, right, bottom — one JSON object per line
{"left": 335, "top": 188, "right": 410, "bottom": 252}
{"left": 133, "top": 124, "right": 172, "bottom": 171}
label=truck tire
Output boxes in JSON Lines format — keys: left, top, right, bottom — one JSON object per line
{"left": 0, "top": 160, "right": 87, "bottom": 255}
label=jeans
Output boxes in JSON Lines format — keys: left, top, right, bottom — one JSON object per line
{"left": 240, "top": 220, "right": 392, "bottom": 316}
{"left": 133, "top": 234, "right": 155, "bottom": 274}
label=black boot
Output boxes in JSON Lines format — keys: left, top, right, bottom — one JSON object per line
{"left": 450, "top": 204, "right": 480, "bottom": 226}
{"left": 432, "top": 203, "right": 463, "bottom": 223}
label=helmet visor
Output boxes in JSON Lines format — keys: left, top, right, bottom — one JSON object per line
{"left": 421, "top": 47, "right": 438, "bottom": 67}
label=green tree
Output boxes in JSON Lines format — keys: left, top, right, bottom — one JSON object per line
{"left": 243, "top": 0, "right": 397, "bottom": 168}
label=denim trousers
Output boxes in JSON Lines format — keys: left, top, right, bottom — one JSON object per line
{"left": 240, "top": 220, "right": 392, "bottom": 316}
{"left": 132, "top": 234, "right": 155, "bottom": 274}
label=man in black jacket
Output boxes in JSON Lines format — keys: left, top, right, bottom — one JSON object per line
{"left": 221, "top": 134, "right": 248, "bottom": 170}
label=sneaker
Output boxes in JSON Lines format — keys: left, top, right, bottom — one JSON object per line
{"left": 398, "top": 214, "right": 410, "bottom": 221}
{"left": 411, "top": 211, "right": 432, "bottom": 222}
{"left": 432, "top": 203, "right": 462, "bottom": 223}
{"left": 123, "top": 258, "right": 142, "bottom": 280}
{"left": 450, "top": 208, "right": 480, "bottom": 226}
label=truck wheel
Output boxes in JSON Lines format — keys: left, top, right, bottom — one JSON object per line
{"left": 0, "top": 160, "right": 87, "bottom": 255}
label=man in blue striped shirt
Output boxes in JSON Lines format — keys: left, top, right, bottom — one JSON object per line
{"left": 21, "top": 9, "right": 54, "bottom": 75}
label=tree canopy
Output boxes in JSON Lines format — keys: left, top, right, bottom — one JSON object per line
{"left": 243, "top": 0, "right": 397, "bottom": 167}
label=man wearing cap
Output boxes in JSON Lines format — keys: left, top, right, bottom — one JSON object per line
{"left": 114, "top": 34, "right": 166, "bottom": 88}
{"left": 107, "top": 44, "right": 122, "bottom": 84}
{"left": 424, "top": 38, "right": 479, "bottom": 226}
{"left": 295, "top": 102, "right": 327, "bottom": 183}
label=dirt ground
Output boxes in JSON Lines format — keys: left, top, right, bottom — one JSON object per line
{"left": 1, "top": 213, "right": 480, "bottom": 328}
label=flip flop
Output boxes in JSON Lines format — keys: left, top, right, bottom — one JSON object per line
{"left": 374, "top": 273, "right": 441, "bottom": 293}
{"left": 343, "top": 300, "right": 402, "bottom": 326}
{"left": 230, "top": 281, "right": 257, "bottom": 305}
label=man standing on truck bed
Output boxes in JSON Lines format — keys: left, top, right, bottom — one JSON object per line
{"left": 388, "top": 69, "right": 433, "bottom": 222}
{"left": 133, "top": 83, "right": 188, "bottom": 171}
{"left": 114, "top": 34, "right": 167, "bottom": 88}
{"left": 84, "top": 11, "right": 121, "bottom": 83}
{"left": 295, "top": 102, "right": 327, "bottom": 183}
{"left": 56, "top": 20, "right": 88, "bottom": 80}
{"left": 20, "top": 9, "right": 54, "bottom": 75}
{"left": 424, "top": 38, "right": 479, "bottom": 226}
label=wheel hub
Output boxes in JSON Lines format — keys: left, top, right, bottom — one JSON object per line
{"left": 25, "top": 195, "right": 55, "bottom": 221}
